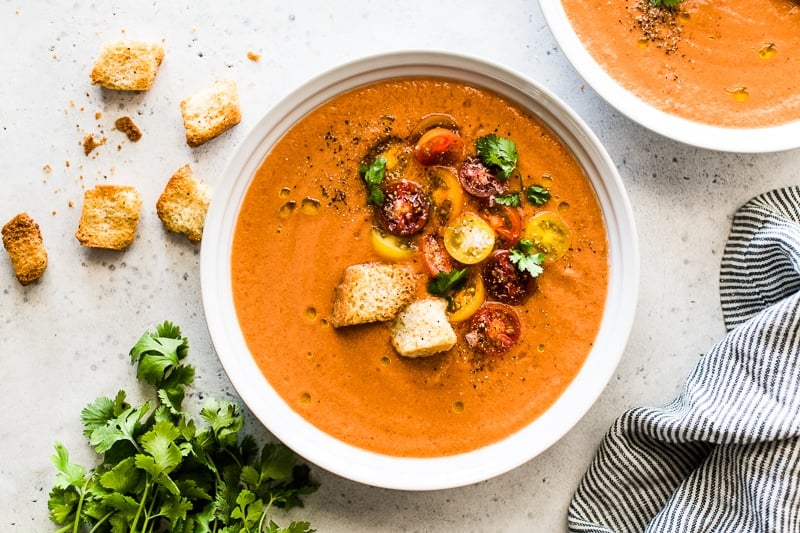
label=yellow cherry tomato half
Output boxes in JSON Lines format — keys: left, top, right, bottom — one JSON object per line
{"left": 522, "top": 211, "right": 572, "bottom": 262}
{"left": 443, "top": 212, "right": 496, "bottom": 264}
{"left": 369, "top": 226, "right": 415, "bottom": 262}
{"left": 429, "top": 166, "right": 464, "bottom": 224}
{"left": 448, "top": 272, "right": 486, "bottom": 323}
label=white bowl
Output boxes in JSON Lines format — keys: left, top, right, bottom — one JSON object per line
{"left": 201, "top": 51, "right": 639, "bottom": 490}
{"left": 539, "top": 2, "right": 800, "bottom": 153}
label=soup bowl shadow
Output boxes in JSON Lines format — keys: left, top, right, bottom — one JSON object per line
{"left": 200, "top": 50, "right": 639, "bottom": 490}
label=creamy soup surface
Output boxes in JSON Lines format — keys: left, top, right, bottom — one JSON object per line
{"left": 231, "top": 78, "right": 609, "bottom": 457}
{"left": 562, "top": 0, "right": 800, "bottom": 128}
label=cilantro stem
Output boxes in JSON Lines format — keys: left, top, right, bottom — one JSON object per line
{"left": 130, "top": 478, "right": 151, "bottom": 532}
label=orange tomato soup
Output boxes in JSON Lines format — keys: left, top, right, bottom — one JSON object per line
{"left": 231, "top": 78, "right": 608, "bottom": 457}
{"left": 562, "top": 0, "right": 800, "bottom": 128}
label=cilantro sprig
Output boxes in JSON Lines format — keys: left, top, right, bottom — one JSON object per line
{"left": 359, "top": 156, "right": 387, "bottom": 205}
{"left": 428, "top": 268, "right": 468, "bottom": 297}
{"left": 49, "top": 321, "right": 317, "bottom": 533}
{"left": 476, "top": 134, "right": 518, "bottom": 180}
{"left": 509, "top": 239, "right": 545, "bottom": 277}
{"left": 649, "top": 0, "right": 684, "bottom": 7}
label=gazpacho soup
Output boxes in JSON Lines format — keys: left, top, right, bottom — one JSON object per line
{"left": 562, "top": 0, "right": 800, "bottom": 128}
{"left": 231, "top": 78, "right": 608, "bottom": 457}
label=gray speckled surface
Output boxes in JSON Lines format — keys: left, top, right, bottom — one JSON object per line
{"left": 1, "top": 1, "right": 797, "bottom": 531}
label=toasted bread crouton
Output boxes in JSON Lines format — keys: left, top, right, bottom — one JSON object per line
{"left": 75, "top": 185, "right": 142, "bottom": 250}
{"left": 391, "top": 297, "right": 456, "bottom": 358}
{"left": 90, "top": 40, "right": 164, "bottom": 91}
{"left": 156, "top": 164, "right": 212, "bottom": 244}
{"left": 330, "top": 262, "right": 416, "bottom": 328}
{"left": 180, "top": 79, "right": 241, "bottom": 147}
{"left": 2, "top": 213, "right": 47, "bottom": 285}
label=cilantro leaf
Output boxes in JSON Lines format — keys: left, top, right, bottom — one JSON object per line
{"left": 359, "top": 156, "right": 387, "bottom": 205}
{"left": 427, "top": 268, "right": 468, "bottom": 296}
{"left": 525, "top": 185, "right": 551, "bottom": 206}
{"left": 494, "top": 192, "right": 521, "bottom": 207}
{"left": 475, "top": 134, "right": 518, "bottom": 180}
{"left": 509, "top": 240, "right": 545, "bottom": 277}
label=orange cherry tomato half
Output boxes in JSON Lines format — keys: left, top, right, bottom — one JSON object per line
{"left": 448, "top": 272, "right": 486, "bottom": 323}
{"left": 421, "top": 234, "right": 454, "bottom": 276}
{"left": 429, "top": 166, "right": 464, "bottom": 224}
{"left": 482, "top": 204, "right": 522, "bottom": 247}
{"left": 414, "top": 127, "right": 465, "bottom": 166}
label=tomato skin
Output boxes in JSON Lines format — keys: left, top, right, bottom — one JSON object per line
{"left": 414, "top": 127, "right": 464, "bottom": 166}
{"left": 377, "top": 180, "right": 430, "bottom": 236}
{"left": 421, "top": 234, "right": 454, "bottom": 276}
{"left": 481, "top": 249, "right": 532, "bottom": 305}
{"left": 464, "top": 302, "right": 522, "bottom": 356}
{"left": 458, "top": 156, "right": 508, "bottom": 198}
{"left": 482, "top": 204, "right": 522, "bottom": 247}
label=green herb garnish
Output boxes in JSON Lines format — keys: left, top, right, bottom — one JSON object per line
{"left": 48, "top": 321, "right": 317, "bottom": 533}
{"left": 494, "top": 192, "right": 521, "bottom": 207}
{"left": 475, "top": 134, "right": 518, "bottom": 180}
{"left": 359, "top": 156, "right": 387, "bottom": 205}
{"left": 427, "top": 268, "right": 468, "bottom": 297}
{"left": 649, "top": 0, "right": 684, "bottom": 7}
{"left": 525, "top": 184, "right": 551, "bottom": 206}
{"left": 509, "top": 239, "right": 545, "bottom": 277}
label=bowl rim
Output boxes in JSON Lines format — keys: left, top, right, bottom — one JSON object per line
{"left": 200, "top": 49, "right": 640, "bottom": 490}
{"left": 538, "top": 1, "right": 800, "bottom": 153}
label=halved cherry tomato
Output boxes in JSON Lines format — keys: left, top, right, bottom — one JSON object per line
{"left": 410, "top": 113, "right": 460, "bottom": 141}
{"left": 482, "top": 204, "right": 522, "bottom": 247}
{"left": 429, "top": 166, "right": 464, "bottom": 225}
{"left": 378, "top": 180, "right": 430, "bottom": 236}
{"left": 522, "top": 211, "right": 572, "bottom": 261}
{"left": 448, "top": 272, "right": 486, "bottom": 323}
{"left": 421, "top": 234, "right": 454, "bottom": 276}
{"left": 370, "top": 226, "right": 415, "bottom": 262}
{"left": 458, "top": 156, "right": 509, "bottom": 198}
{"left": 414, "top": 127, "right": 464, "bottom": 166}
{"left": 443, "top": 212, "right": 496, "bottom": 265}
{"left": 464, "top": 302, "right": 522, "bottom": 356}
{"left": 481, "top": 249, "right": 532, "bottom": 305}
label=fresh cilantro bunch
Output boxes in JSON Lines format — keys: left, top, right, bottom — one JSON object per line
{"left": 48, "top": 321, "right": 317, "bottom": 533}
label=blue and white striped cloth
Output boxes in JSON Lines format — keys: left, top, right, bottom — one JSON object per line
{"left": 568, "top": 187, "right": 800, "bottom": 532}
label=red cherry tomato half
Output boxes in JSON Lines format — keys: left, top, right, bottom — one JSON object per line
{"left": 481, "top": 249, "right": 532, "bottom": 305}
{"left": 464, "top": 302, "right": 522, "bottom": 356}
{"left": 421, "top": 234, "right": 454, "bottom": 276}
{"left": 378, "top": 180, "right": 430, "bottom": 236}
{"left": 414, "top": 127, "right": 465, "bottom": 166}
{"left": 458, "top": 156, "right": 509, "bottom": 198}
{"left": 482, "top": 204, "right": 522, "bottom": 247}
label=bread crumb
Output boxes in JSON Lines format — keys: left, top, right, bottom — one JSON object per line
{"left": 2, "top": 213, "right": 48, "bottom": 285}
{"left": 114, "top": 116, "right": 142, "bottom": 141}
{"left": 82, "top": 134, "right": 106, "bottom": 155}
{"left": 90, "top": 40, "right": 165, "bottom": 91}
{"left": 247, "top": 50, "right": 261, "bottom": 62}
{"left": 75, "top": 184, "right": 141, "bottom": 250}
{"left": 43, "top": 164, "right": 52, "bottom": 173}
{"left": 156, "top": 164, "right": 212, "bottom": 244}
{"left": 180, "top": 79, "right": 242, "bottom": 147}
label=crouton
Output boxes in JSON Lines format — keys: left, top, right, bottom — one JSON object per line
{"left": 156, "top": 164, "right": 212, "bottom": 244}
{"left": 390, "top": 298, "right": 457, "bottom": 358}
{"left": 89, "top": 40, "right": 164, "bottom": 91}
{"left": 330, "top": 262, "right": 416, "bottom": 328}
{"left": 75, "top": 185, "right": 142, "bottom": 250}
{"left": 180, "top": 79, "right": 241, "bottom": 147}
{"left": 2, "top": 213, "right": 47, "bottom": 285}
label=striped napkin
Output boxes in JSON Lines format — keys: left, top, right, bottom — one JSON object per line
{"left": 568, "top": 187, "right": 800, "bottom": 532}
